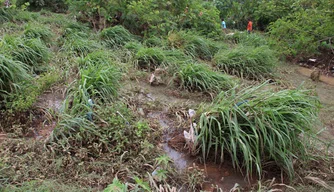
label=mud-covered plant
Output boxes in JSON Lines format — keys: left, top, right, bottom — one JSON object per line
{"left": 0, "top": 54, "right": 30, "bottom": 99}
{"left": 196, "top": 82, "right": 321, "bottom": 179}
{"left": 134, "top": 47, "right": 166, "bottom": 70}
{"left": 176, "top": 63, "right": 234, "bottom": 93}
{"left": 100, "top": 25, "right": 135, "bottom": 48}
{"left": 23, "top": 23, "right": 53, "bottom": 43}
{"left": 213, "top": 45, "right": 277, "bottom": 80}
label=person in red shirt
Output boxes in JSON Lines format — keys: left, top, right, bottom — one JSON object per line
{"left": 247, "top": 19, "right": 253, "bottom": 34}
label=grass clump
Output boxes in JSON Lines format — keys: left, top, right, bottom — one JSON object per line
{"left": 80, "top": 64, "right": 121, "bottom": 101}
{"left": 62, "top": 36, "right": 100, "bottom": 56}
{"left": 196, "top": 83, "right": 320, "bottom": 179}
{"left": 100, "top": 25, "right": 135, "bottom": 48}
{"left": 226, "top": 32, "right": 268, "bottom": 47}
{"left": 23, "top": 23, "right": 54, "bottom": 43}
{"left": 1, "top": 35, "right": 50, "bottom": 71}
{"left": 175, "top": 63, "right": 234, "bottom": 93}
{"left": 168, "top": 31, "right": 224, "bottom": 60}
{"left": 78, "top": 50, "right": 111, "bottom": 67}
{"left": 144, "top": 36, "right": 166, "bottom": 47}
{"left": 134, "top": 47, "right": 166, "bottom": 70}
{"left": 0, "top": 54, "right": 30, "bottom": 99}
{"left": 6, "top": 71, "right": 61, "bottom": 111}
{"left": 213, "top": 45, "right": 277, "bottom": 80}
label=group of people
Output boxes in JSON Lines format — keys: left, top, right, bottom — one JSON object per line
{"left": 221, "top": 19, "right": 253, "bottom": 34}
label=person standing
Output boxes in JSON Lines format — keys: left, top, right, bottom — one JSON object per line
{"left": 221, "top": 19, "right": 226, "bottom": 30}
{"left": 247, "top": 19, "right": 253, "bottom": 34}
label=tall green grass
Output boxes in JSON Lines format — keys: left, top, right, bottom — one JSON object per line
{"left": 1, "top": 35, "right": 50, "bottom": 71}
{"left": 100, "top": 25, "right": 135, "bottom": 48}
{"left": 134, "top": 47, "right": 166, "bottom": 69}
{"left": 78, "top": 50, "right": 111, "bottom": 67}
{"left": 23, "top": 23, "right": 54, "bottom": 43}
{"left": 80, "top": 64, "right": 121, "bottom": 102}
{"left": 62, "top": 36, "right": 100, "bottom": 56}
{"left": 168, "top": 31, "right": 226, "bottom": 60}
{"left": 226, "top": 32, "right": 268, "bottom": 47}
{"left": 213, "top": 45, "right": 276, "bottom": 80}
{"left": 175, "top": 63, "right": 234, "bottom": 93}
{"left": 0, "top": 54, "right": 30, "bottom": 98}
{"left": 196, "top": 83, "right": 320, "bottom": 179}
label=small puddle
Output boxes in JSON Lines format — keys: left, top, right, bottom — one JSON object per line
{"left": 148, "top": 111, "right": 251, "bottom": 191}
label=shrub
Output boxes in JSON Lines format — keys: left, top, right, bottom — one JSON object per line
{"left": 23, "top": 23, "right": 53, "bottom": 43}
{"left": 213, "top": 45, "right": 276, "bottom": 80}
{"left": 196, "top": 83, "right": 321, "bottom": 179}
{"left": 0, "top": 54, "right": 30, "bottom": 99}
{"left": 134, "top": 47, "right": 166, "bottom": 70}
{"left": 16, "top": 0, "right": 68, "bottom": 13}
{"left": 175, "top": 63, "right": 234, "bottom": 93}
{"left": 100, "top": 25, "right": 135, "bottom": 48}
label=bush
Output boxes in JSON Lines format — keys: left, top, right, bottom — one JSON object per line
{"left": 175, "top": 63, "right": 234, "bottom": 93}
{"left": 23, "top": 23, "right": 53, "bottom": 43}
{"left": 0, "top": 54, "right": 30, "bottom": 99}
{"left": 16, "top": 0, "right": 68, "bottom": 13}
{"left": 196, "top": 83, "right": 320, "bottom": 179}
{"left": 100, "top": 25, "right": 135, "bottom": 48}
{"left": 213, "top": 45, "right": 276, "bottom": 80}
{"left": 134, "top": 47, "right": 166, "bottom": 69}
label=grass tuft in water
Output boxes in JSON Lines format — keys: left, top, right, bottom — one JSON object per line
{"left": 196, "top": 82, "right": 321, "bottom": 179}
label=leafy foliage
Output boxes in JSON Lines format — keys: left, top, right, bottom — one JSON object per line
{"left": 196, "top": 83, "right": 321, "bottom": 179}
{"left": 213, "top": 45, "right": 277, "bottom": 80}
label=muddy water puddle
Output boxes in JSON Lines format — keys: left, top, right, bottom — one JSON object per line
{"left": 148, "top": 111, "right": 250, "bottom": 191}
{"left": 297, "top": 67, "right": 334, "bottom": 86}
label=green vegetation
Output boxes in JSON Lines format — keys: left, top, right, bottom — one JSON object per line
{"left": 0, "top": 1, "right": 333, "bottom": 191}
{"left": 214, "top": 45, "right": 276, "bottom": 80}
{"left": 101, "top": 26, "right": 136, "bottom": 48}
{"left": 0, "top": 54, "right": 30, "bottom": 98}
{"left": 196, "top": 83, "right": 321, "bottom": 179}
{"left": 175, "top": 63, "right": 234, "bottom": 93}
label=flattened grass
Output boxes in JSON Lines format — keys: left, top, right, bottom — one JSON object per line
{"left": 196, "top": 83, "right": 321, "bottom": 179}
